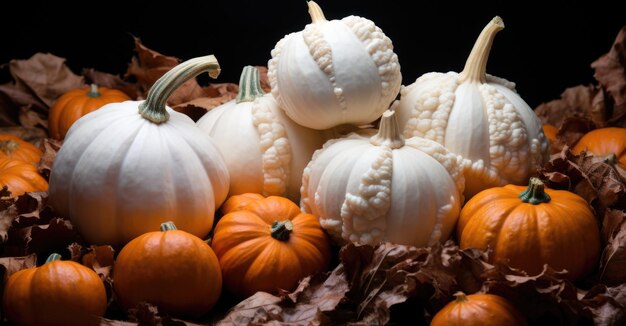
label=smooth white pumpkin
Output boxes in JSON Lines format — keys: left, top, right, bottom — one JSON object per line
{"left": 197, "top": 66, "right": 325, "bottom": 201}
{"left": 301, "top": 109, "right": 464, "bottom": 247}
{"left": 395, "top": 17, "right": 550, "bottom": 198}
{"left": 49, "top": 56, "right": 230, "bottom": 246}
{"left": 268, "top": 1, "right": 401, "bottom": 130}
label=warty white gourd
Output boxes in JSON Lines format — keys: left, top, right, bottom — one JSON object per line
{"left": 395, "top": 17, "right": 550, "bottom": 198}
{"left": 197, "top": 66, "right": 325, "bottom": 201}
{"left": 301, "top": 108, "right": 464, "bottom": 247}
{"left": 49, "top": 56, "right": 230, "bottom": 246}
{"left": 268, "top": 1, "right": 402, "bottom": 130}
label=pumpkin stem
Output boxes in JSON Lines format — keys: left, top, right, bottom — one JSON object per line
{"left": 236, "top": 66, "right": 266, "bottom": 103}
{"left": 86, "top": 84, "right": 101, "bottom": 98}
{"left": 308, "top": 1, "right": 327, "bottom": 23}
{"left": 160, "top": 221, "right": 178, "bottom": 231}
{"left": 453, "top": 291, "right": 469, "bottom": 303}
{"left": 270, "top": 220, "right": 293, "bottom": 241}
{"left": 459, "top": 16, "right": 504, "bottom": 84}
{"left": 45, "top": 253, "right": 62, "bottom": 264}
{"left": 370, "top": 105, "right": 405, "bottom": 149}
{"left": 519, "top": 177, "right": 551, "bottom": 205}
{"left": 139, "top": 55, "right": 221, "bottom": 124}
{"left": 0, "top": 140, "right": 19, "bottom": 154}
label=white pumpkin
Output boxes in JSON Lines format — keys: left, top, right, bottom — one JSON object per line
{"left": 395, "top": 17, "right": 550, "bottom": 198}
{"left": 196, "top": 66, "right": 325, "bottom": 201}
{"left": 268, "top": 1, "right": 402, "bottom": 130}
{"left": 301, "top": 108, "right": 465, "bottom": 247}
{"left": 49, "top": 56, "right": 230, "bottom": 246}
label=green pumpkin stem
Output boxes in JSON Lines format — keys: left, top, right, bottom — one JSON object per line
{"left": 86, "top": 84, "right": 101, "bottom": 98}
{"left": 519, "top": 177, "right": 551, "bottom": 205}
{"left": 139, "top": 55, "right": 221, "bottom": 124}
{"left": 270, "top": 220, "right": 293, "bottom": 241}
{"left": 453, "top": 291, "right": 469, "bottom": 303}
{"left": 459, "top": 16, "right": 504, "bottom": 84}
{"left": 160, "top": 221, "right": 178, "bottom": 231}
{"left": 45, "top": 253, "right": 62, "bottom": 264}
{"left": 236, "top": 66, "right": 265, "bottom": 103}
{"left": 0, "top": 140, "right": 19, "bottom": 154}
{"left": 308, "top": 1, "right": 327, "bottom": 23}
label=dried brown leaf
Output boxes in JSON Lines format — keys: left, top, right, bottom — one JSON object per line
{"left": 6, "top": 217, "right": 79, "bottom": 255}
{"left": 13, "top": 191, "right": 51, "bottom": 226}
{"left": 173, "top": 94, "right": 236, "bottom": 121}
{"left": 0, "top": 254, "right": 37, "bottom": 289}
{"left": 581, "top": 284, "right": 626, "bottom": 325}
{"left": 37, "top": 137, "right": 62, "bottom": 180}
{"left": 99, "top": 318, "right": 138, "bottom": 326}
{"left": 9, "top": 53, "right": 85, "bottom": 108}
{"left": 554, "top": 117, "right": 596, "bottom": 149}
{"left": 600, "top": 209, "right": 626, "bottom": 284}
{"left": 82, "top": 245, "right": 115, "bottom": 280}
{"left": 0, "top": 126, "right": 47, "bottom": 145}
{"left": 125, "top": 37, "right": 179, "bottom": 97}
{"left": 591, "top": 26, "right": 626, "bottom": 127}
{"left": 0, "top": 83, "right": 47, "bottom": 125}
{"left": 0, "top": 187, "right": 17, "bottom": 242}
{"left": 83, "top": 68, "right": 141, "bottom": 100}
{"left": 535, "top": 85, "right": 600, "bottom": 127}
{"left": 128, "top": 302, "right": 160, "bottom": 325}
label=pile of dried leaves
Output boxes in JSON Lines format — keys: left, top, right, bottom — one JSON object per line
{"left": 1, "top": 28, "right": 626, "bottom": 325}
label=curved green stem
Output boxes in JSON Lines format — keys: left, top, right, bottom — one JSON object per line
{"left": 236, "top": 66, "right": 265, "bottom": 103}
{"left": 0, "top": 140, "right": 19, "bottom": 154}
{"left": 160, "top": 221, "right": 178, "bottom": 231}
{"left": 87, "top": 84, "right": 101, "bottom": 98}
{"left": 139, "top": 55, "right": 221, "bottom": 124}
{"left": 271, "top": 220, "right": 293, "bottom": 241}
{"left": 370, "top": 105, "right": 405, "bottom": 149}
{"left": 45, "top": 253, "right": 62, "bottom": 264}
{"left": 459, "top": 16, "right": 505, "bottom": 83}
{"left": 308, "top": 1, "right": 327, "bottom": 23}
{"left": 519, "top": 177, "right": 551, "bottom": 205}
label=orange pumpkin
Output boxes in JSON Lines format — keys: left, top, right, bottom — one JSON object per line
{"left": 0, "top": 134, "right": 42, "bottom": 165}
{"left": 542, "top": 124, "right": 558, "bottom": 144}
{"left": 212, "top": 195, "right": 331, "bottom": 297}
{"left": 572, "top": 127, "right": 626, "bottom": 167}
{"left": 113, "top": 222, "right": 222, "bottom": 318}
{"left": 431, "top": 292, "right": 526, "bottom": 326}
{"left": 2, "top": 253, "right": 107, "bottom": 326}
{"left": 49, "top": 84, "right": 130, "bottom": 139}
{"left": 220, "top": 193, "right": 265, "bottom": 214}
{"left": 457, "top": 177, "right": 600, "bottom": 281}
{"left": 0, "top": 158, "right": 48, "bottom": 197}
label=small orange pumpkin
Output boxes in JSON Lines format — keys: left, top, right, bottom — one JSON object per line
{"left": 212, "top": 195, "right": 331, "bottom": 297}
{"left": 2, "top": 253, "right": 107, "bottom": 326}
{"left": 220, "top": 193, "right": 265, "bottom": 214}
{"left": 49, "top": 84, "right": 130, "bottom": 139}
{"left": 431, "top": 292, "right": 526, "bottom": 326}
{"left": 0, "top": 158, "right": 48, "bottom": 197}
{"left": 113, "top": 221, "right": 222, "bottom": 318}
{"left": 542, "top": 124, "right": 558, "bottom": 144}
{"left": 572, "top": 127, "right": 626, "bottom": 167}
{"left": 458, "top": 177, "right": 600, "bottom": 281}
{"left": 0, "top": 134, "right": 42, "bottom": 165}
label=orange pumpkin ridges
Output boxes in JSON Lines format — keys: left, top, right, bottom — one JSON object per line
{"left": 48, "top": 84, "right": 131, "bottom": 140}
{"left": 2, "top": 253, "right": 107, "bottom": 326}
{"left": 457, "top": 177, "right": 600, "bottom": 281}
{"left": 212, "top": 195, "right": 331, "bottom": 298}
{"left": 0, "top": 158, "right": 48, "bottom": 197}
{"left": 572, "top": 127, "right": 626, "bottom": 167}
{"left": 113, "top": 221, "right": 222, "bottom": 318}
{"left": 0, "top": 134, "right": 42, "bottom": 165}
{"left": 431, "top": 292, "right": 527, "bottom": 326}
{"left": 220, "top": 192, "right": 265, "bottom": 215}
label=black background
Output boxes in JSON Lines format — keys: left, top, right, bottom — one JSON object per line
{"left": 0, "top": 0, "right": 624, "bottom": 108}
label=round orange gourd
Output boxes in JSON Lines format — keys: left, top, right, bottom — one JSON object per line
{"left": 0, "top": 158, "right": 48, "bottom": 197}
{"left": 572, "top": 127, "right": 626, "bottom": 167}
{"left": 458, "top": 177, "right": 600, "bottom": 281}
{"left": 220, "top": 193, "right": 265, "bottom": 215}
{"left": 0, "top": 134, "right": 42, "bottom": 165}
{"left": 2, "top": 253, "right": 107, "bottom": 326}
{"left": 542, "top": 124, "right": 558, "bottom": 143}
{"left": 212, "top": 195, "right": 331, "bottom": 298}
{"left": 113, "top": 222, "right": 222, "bottom": 318}
{"left": 49, "top": 84, "right": 130, "bottom": 139}
{"left": 431, "top": 292, "right": 526, "bottom": 326}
